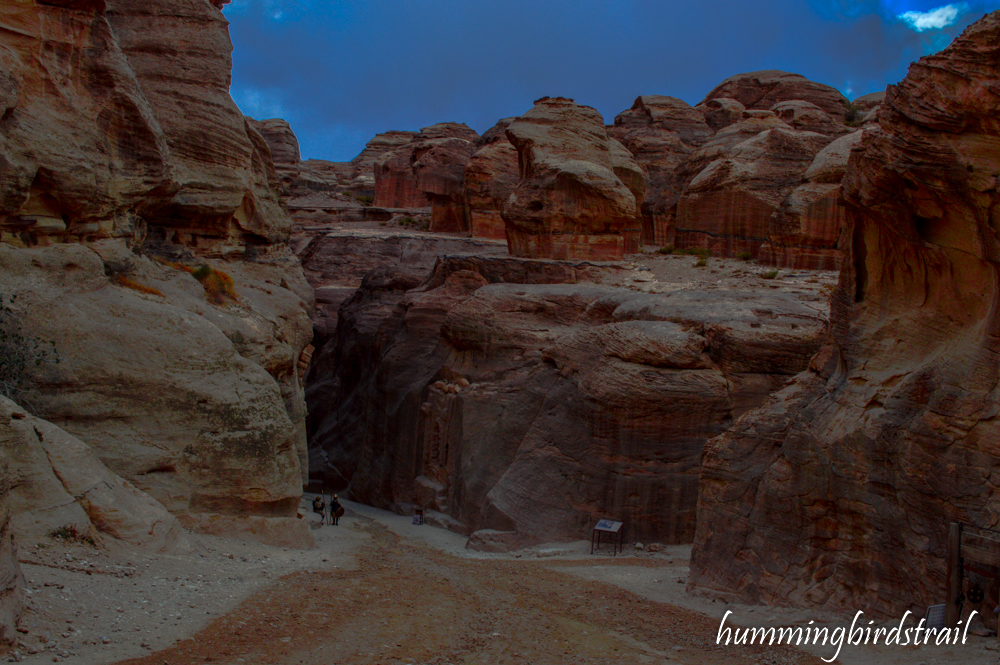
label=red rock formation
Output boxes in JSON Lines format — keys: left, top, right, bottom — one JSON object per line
{"left": 311, "top": 256, "right": 826, "bottom": 548}
{"left": 373, "top": 124, "right": 480, "bottom": 230}
{"left": 695, "top": 98, "right": 747, "bottom": 132}
{"left": 770, "top": 100, "right": 852, "bottom": 137}
{"left": 464, "top": 120, "right": 519, "bottom": 240}
{"left": 502, "top": 98, "right": 645, "bottom": 260}
{"left": 690, "top": 11, "right": 1000, "bottom": 620}
{"left": 700, "top": 70, "right": 850, "bottom": 119}
{"left": 348, "top": 130, "right": 419, "bottom": 194}
{"left": 675, "top": 127, "right": 831, "bottom": 258}
{"left": 759, "top": 130, "right": 862, "bottom": 270}
{"left": 609, "top": 96, "right": 711, "bottom": 245}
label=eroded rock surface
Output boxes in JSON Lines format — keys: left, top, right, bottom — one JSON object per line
{"left": 690, "top": 11, "right": 1000, "bottom": 619}
{"left": 0, "top": 0, "right": 314, "bottom": 550}
{"left": 676, "top": 127, "right": 833, "bottom": 258}
{"left": 502, "top": 98, "right": 645, "bottom": 261}
{"left": 465, "top": 119, "right": 519, "bottom": 240}
{"left": 609, "top": 96, "right": 709, "bottom": 245}
{"left": 312, "top": 256, "right": 827, "bottom": 549}
{"left": 700, "top": 70, "right": 850, "bottom": 119}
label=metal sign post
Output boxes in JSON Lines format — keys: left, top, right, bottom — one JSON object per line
{"left": 591, "top": 519, "right": 624, "bottom": 555}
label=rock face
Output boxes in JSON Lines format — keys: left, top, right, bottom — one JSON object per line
{"left": 464, "top": 119, "right": 519, "bottom": 240}
{"left": 700, "top": 70, "right": 850, "bottom": 119}
{"left": 312, "top": 256, "right": 827, "bottom": 549}
{"left": 502, "top": 98, "right": 645, "bottom": 261}
{"left": 609, "top": 96, "right": 710, "bottom": 245}
{"left": 2, "top": 397, "right": 190, "bottom": 553}
{"left": 247, "top": 118, "right": 301, "bottom": 197}
{"left": 0, "top": 446, "right": 22, "bottom": 645}
{"left": 759, "top": 130, "right": 862, "bottom": 270}
{"left": 676, "top": 127, "right": 833, "bottom": 259}
{"left": 348, "top": 131, "right": 420, "bottom": 194}
{"left": 373, "top": 124, "right": 480, "bottom": 231}
{"left": 690, "top": 12, "right": 1000, "bottom": 619}
{"left": 0, "top": 0, "right": 314, "bottom": 549}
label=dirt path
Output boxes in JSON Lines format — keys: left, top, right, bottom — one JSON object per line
{"left": 113, "top": 520, "right": 809, "bottom": 665}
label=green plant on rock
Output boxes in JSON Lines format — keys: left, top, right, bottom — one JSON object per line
{"left": 737, "top": 251, "right": 752, "bottom": 261}
{"left": 695, "top": 256, "right": 708, "bottom": 267}
{"left": 760, "top": 269, "right": 780, "bottom": 280}
{"left": 0, "top": 294, "right": 58, "bottom": 406}
{"left": 657, "top": 245, "right": 675, "bottom": 255}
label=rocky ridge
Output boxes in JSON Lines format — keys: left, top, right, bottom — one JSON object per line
{"left": 689, "top": 11, "right": 1000, "bottom": 622}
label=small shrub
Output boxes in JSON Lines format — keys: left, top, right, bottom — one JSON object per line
{"left": 113, "top": 275, "right": 164, "bottom": 297}
{"left": 760, "top": 269, "right": 779, "bottom": 280}
{"left": 674, "top": 247, "right": 712, "bottom": 258}
{"left": 160, "top": 261, "right": 237, "bottom": 305}
{"left": 355, "top": 194, "right": 374, "bottom": 206}
{"left": 845, "top": 103, "right": 864, "bottom": 127}
{"left": 657, "top": 245, "right": 675, "bottom": 255}
{"left": 695, "top": 256, "right": 708, "bottom": 267}
{"left": 0, "top": 295, "right": 58, "bottom": 406}
{"left": 737, "top": 251, "right": 752, "bottom": 261}
{"left": 49, "top": 525, "right": 96, "bottom": 547}
{"left": 197, "top": 267, "right": 238, "bottom": 305}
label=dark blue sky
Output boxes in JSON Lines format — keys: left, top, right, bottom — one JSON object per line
{"left": 224, "top": 1, "right": 999, "bottom": 162}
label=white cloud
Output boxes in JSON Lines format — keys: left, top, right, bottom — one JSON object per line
{"left": 898, "top": 3, "right": 967, "bottom": 31}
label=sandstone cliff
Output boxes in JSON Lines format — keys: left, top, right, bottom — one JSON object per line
{"left": 502, "top": 98, "right": 645, "bottom": 261}
{"left": 0, "top": 0, "right": 314, "bottom": 555}
{"left": 690, "top": 11, "right": 1000, "bottom": 619}
{"left": 700, "top": 70, "right": 850, "bottom": 119}
{"left": 311, "top": 256, "right": 827, "bottom": 548}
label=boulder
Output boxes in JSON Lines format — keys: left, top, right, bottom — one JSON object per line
{"left": 1, "top": 397, "right": 192, "bottom": 553}
{"left": 700, "top": 70, "right": 851, "bottom": 119}
{"left": 689, "top": 11, "right": 1000, "bottom": 621}
{"left": 609, "top": 96, "right": 711, "bottom": 245}
{"left": 501, "top": 97, "right": 644, "bottom": 260}
{"left": 695, "top": 98, "right": 747, "bottom": 132}
{"left": 310, "top": 256, "right": 827, "bottom": 549}
{"left": 675, "top": 127, "right": 832, "bottom": 258}
{"left": 770, "top": 100, "right": 852, "bottom": 137}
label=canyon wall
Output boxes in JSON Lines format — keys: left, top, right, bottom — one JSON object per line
{"left": 0, "top": 0, "right": 315, "bottom": 563}
{"left": 311, "top": 256, "right": 827, "bottom": 548}
{"left": 690, "top": 11, "right": 1000, "bottom": 619}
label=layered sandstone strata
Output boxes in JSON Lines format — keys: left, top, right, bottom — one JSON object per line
{"left": 311, "top": 256, "right": 827, "bottom": 548}
{"left": 0, "top": 0, "right": 314, "bottom": 549}
{"left": 373, "top": 123, "right": 480, "bottom": 232}
{"left": 609, "top": 96, "right": 710, "bottom": 245}
{"left": 700, "top": 70, "right": 851, "bottom": 119}
{"left": 464, "top": 119, "right": 519, "bottom": 240}
{"left": 675, "top": 127, "right": 833, "bottom": 258}
{"left": 690, "top": 11, "right": 1000, "bottom": 619}
{"left": 502, "top": 98, "right": 645, "bottom": 260}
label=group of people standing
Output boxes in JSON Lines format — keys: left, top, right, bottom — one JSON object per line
{"left": 312, "top": 492, "right": 344, "bottom": 525}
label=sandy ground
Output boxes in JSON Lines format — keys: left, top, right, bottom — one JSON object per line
{"left": 3, "top": 497, "right": 997, "bottom": 664}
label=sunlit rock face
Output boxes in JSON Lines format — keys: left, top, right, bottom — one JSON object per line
{"left": 0, "top": 0, "right": 314, "bottom": 548}
{"left": 690, "top": 11, "right": 1000, "bottom": 620}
